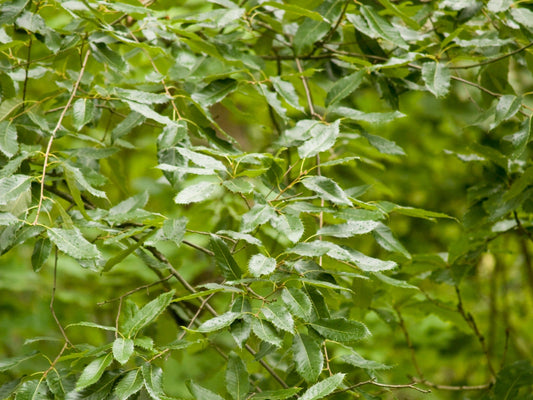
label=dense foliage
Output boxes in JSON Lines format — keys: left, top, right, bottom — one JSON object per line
{"left": 1, "top": 0, "right": 533, "bottom": 399}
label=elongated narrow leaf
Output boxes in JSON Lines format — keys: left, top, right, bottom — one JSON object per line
{"left": 114, "top": 369, "right": 144, "bottom": 400}
{"left": 122, "top": 290, "right": 175, "bottom": 338}
{"left": 300, "top": 373, "right": 345, "bottom": 400}
{"left": 72, "top": 98, "right": 94, "bottom": 131}
{"left": 271, "top": 76, "right": 304, "bottom": 112}
{"left": 197, "top": 311, "right": 242, "bottom": 332}
{"left": 301, "top": 176, "right": 351, "bottom": 206}
{"left": 76, "top": 353, "right": 114, "bottom": 391}
{"left": 281, "top": 288, "right": 313, "bottom": 321}
{"left": 104, "top": 229, "right": 156, "bottom": 272}
{"left": 262, "top": 2, "right": 324, "bottom": 21}
{"left": 326, "top": 70, "right": 365, "bottom": 107}
{"left": 372, "top": 222, "right": 410, "bottom": 259}
{"left": 360, "top": 6, "right": 407, "bottom": 48}
{"left": 48, "top": 227, "right": 101, "bottom": 261}
{"left": 262, "top": 302, "right": 294, "bottom": 333}
{"left": 249, "top": 253, "right": 276, "bottom": 277}
{"left": 174, "top": 181, "right": 219, "bottom": 204}
{"left": 293, "top": 333, "right": 323, "bottom": 383}
{"left": 330, "top": 106, "right": 405, "bottom": 124}
{"left": 422, "top": 61, "right": 450, "bottom": 98}
{"left": 251, "top": 318, "right": 283, "bottom": 347}
{"left": 112, "top": 338, "right": 134, "bottom": 364}
{"left": 211, "top": 235, "right": 242, "bottom": 280}
{"left": 251, "top": 388, "right": 302, "bottom": 399}
{"left": 11, "top": 380, "right": 47, "bottom": 400}
{"left": 309, "top": 318, "right": 369, "bottom": 342}
{"left": 45, "top": 369, "right": 64, "bottom": 398}
{"left": 0, "top": 121, "right": 18, "bottom": 158}
{"left": 31, "top": 237, "right": 51, "bottom": 272}
{"left": 176, "top": 147, "right": 226, "bottom": 171}
{"left": 342, "top": 350, "right": 391, "bottom": 370}
{"left": 187, "top": 380, "right": 225, "bottom": 400}
{"left": 327, "top": 244, "right": 397, "bottom": 272}
{"left": 0, "top": 351, "right": 38, "bottom": 372}
{"left": 317, "top": 220, "right": 379, "bottom": 238}
{"left": 226, "top": 352, "right": 249, "bottom": 400}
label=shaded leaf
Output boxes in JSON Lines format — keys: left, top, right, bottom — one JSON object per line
{"left": 372, "top": 222, "right": 410, "bottom": 259}
{"left": 293, "top": 333, "right": 323, "bottom": 383}
{"left": 76, "top": 353, "right": 113, "bottom": 391}
{"left": 211, "top": 235, "right": 242, "bottom": 280}
{"left": 250, "top": 388, "right": 301, "bottom": 399}
{"left": 309, "top": 318, "right": 369, "bottom": 342}
{"left": 226, "top": 352, "right": 249, "bottom": 400}
{"left": 281, "top": 287, "right": 313, "bottom": 321}
{"left": 262, "top": 302, "right": 294, "bottom": 333}
{"left": 0, "top": 121, "right": 18, "bottom": 158}
{"left": 326, "top": 70, "right": 365, "bottom": 107}
{"left": 187, "top": 380, "right": 225, "bottom": 400}
{"left": 360, "top": 6, "right": 408, "bottom": 48}
{"left": 0, "top": 351, "right": 38, "bottom": 372}
{"left": 251, "top": 318, "right": 283, "bottom": 347}
{"left": 300, "top": 373, "right": 345, "bottom": 400}
{"left": 31, "top": 237, "right": 51, "bottom": 271}
{"left": 114, "top": 369, "right": 144, "bottom": 400}
{"left": 122, "top": 290, "right": 175, "bottom": 338}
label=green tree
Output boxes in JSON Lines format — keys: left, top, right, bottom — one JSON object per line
{"left": 1, "top": 0, "right": 533, "bottom": 399}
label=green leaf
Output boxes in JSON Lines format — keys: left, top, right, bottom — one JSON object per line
{"left": 487, "top": 0, "right": 512, "bottom": 12}
{"left": 421, "top": 61, "right": 451, "bottom": 98}
{"left": 31, "top": 237, "right": 51, "bottom": 272}
{"left": 142, "top": 363, "right": 168, "bottom": 400}
{"left": 504, "top": 166, "right": 533, "bottom": 201}
{"left": 363, "top": 133, "right": 405, "bottom": 155}
{"left": 240, "top": 204, "right": 276, "bottom": 233}
{"left": 112, "top": 112, "right": 145, "bottom": 142}
{"left": 327, "top": 245, "right": 397, "bottom": 272}
{"left": 511, "top": 8, "right": 533, "bottom": 29}
{"left": 262, "top": 302, "right": 294, "bottom": 333}
{"left": 226, "top": 352, "right": 249, "bottom": 400}
{"left": 298, "top": 120, "right": 340, "bottom": 159}
{"left": 12, "top": 380, "right": 47, "bottom": 400}
{"left": 494, "top": 360, "right": 533, "bottom": 398}
{"left": 45, "top": 369, "right": 65, "bottom": 398}
{"left": 271, "top": 76, "right": 304, "bottom": 112}
{"left": 301, "top": 176, "right": 351, "bottom": 206}
{"left": 0, "top": 351, "right": 38, "bottom": 372}
{"left": 359, "top": 6, "right": 408, "bottom": 48}
{"left": 300, "top": 373, "right": 345, "bottom": 400}
{"left": 341, "top": 350, "right": 391, "bottom": 370}
{"left": 91, "top": 42, "right": 126, "bottom": 71}
{"left": 309, "top": 318, "right": 369, "bottom": 342}
{"left": 0, "top": 213, "right": 18, "bottom": 226}
{"left": 112, "top": 338, "right": 134, "bottom": 364}
{"left": 231, "top": 318, "right": 251, "bottom": 349}
{"left": 76, "top": 353, "right": 114, "bottom": 391}
{"left": 262, "top": 2, "right": 324, "bottom": 21}
{"left": 281, "top": 288, "right": 313, "bottom": 321}
{"left": 0, "top": 175, "right": 31, "bottom": 206}
{"left": 0, "top": 121, "right": 18, "bottom": 158}
{"left": 211, "top": 235, "right": 242, "bottom": 280}
{"left": 248, "top": 253, "right": 276, "bottom": 277}
{"left": 122, "top": 290, "right": 175, "bottom": 338}
{"left": 372, "top": 222, "right": 410, "bottom": 259}
{"left": 62, "top": 162, "right": 107, "bottom": 199}
{"left": 326, "top": 70, "right": 365, "bottom": 107}
{"left": 116, "top": 88, "right": 169, "bottom": 105}
{"left": 223, "top": 178, "right": 253, "bottom": 194}
{"left": 176, "top": 147, "right": 226, "bottom": 171}
{"left": 492, "top": 95, "right": 521, "bottom": 129}
{"left": 48, "top": 227, "right": 101, "bottom": 261}
{"left": 104, "top": 229, "right": 156, "bottom": 272}
{"left": 187, "top": 380, "right": 225, "bottom": 400}
{"left": 72, "top": 98, "right": 94, "bottom": 131}
{"left": 503, "top": 117, "right": 532, "bottom": 159}
{"left": 197, "top": 311, "right": 242, "bottom": 332}
{"left": 270, "top": 214, "right": 304, "bottom": 243}
{"left": 330, "top": 107, "right": 405, "bottom": 124}
{"left": 192, "top": 79, "right": 238, "bottom": 107}
{"left": 293, "top": 0, "right": 344, "bottom": 55}
{"left": 175, "top": 181, "right": 219, "bottom": 204}
{"left": 126, "top": 100, "right": 174, "bottom": 126}
{"left": 317, "top": 220, "right": 379, "bottom": 238}
{"left": 0, "top": 0, "right": 29, "bottom": 25}
{"left": 114, "top": 369, "right": 144, "bottom": 400}
{"left": 250, "top": 388, "right": 302, "bottom": 399}
{"left": 293, "top": 333, "right": 323, "bottom": 383}
{"left": 251, "top": 318, "right": 283, "bottom": 347}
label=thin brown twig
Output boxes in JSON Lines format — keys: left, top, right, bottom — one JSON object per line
{"left": 41, "top": 341, "right": 69, "bottom": 379}
{"left": 339, "top": 378, "right": 430, "bottom": 394}
{"left": 450, "top": 41, "right": 533, "bottom": 70}
{"left": 394, "top": 307, "right": 424, "bottom": 379}
{"left": 33, "top": 49, "right": 91, "bottom": 225}
{"left": 412, "top": 377, "right": 492, "bottom": 391}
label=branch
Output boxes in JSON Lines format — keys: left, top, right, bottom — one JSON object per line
{"left": 50, "top": 248, "right": 71, "bottom": 346}
{"left": 339, "top": 378, "right": 430, "bottom": 394}
{"left": 33, "top": 49, "right": 91, "bottom": 225}
{"left": 450, "top": 41, "right": 533, "bottom": 70}
{"left": 412, "top": 377, "right": 492, "bottom": 391}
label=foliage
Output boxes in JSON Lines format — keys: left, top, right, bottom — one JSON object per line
{"left": 1, "top": 0, "right": 533, "bottom": 399}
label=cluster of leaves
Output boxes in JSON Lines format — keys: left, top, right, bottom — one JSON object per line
{"left": 1, "top": 0, "right": 533, "bottom": 399}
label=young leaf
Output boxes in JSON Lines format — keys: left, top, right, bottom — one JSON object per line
{"left": 249, "top": 253, "right": 276, "bottom": 277}
{"left": 174, "top": 181, "right": 219, "bottom": 204}
{"left": 76, "top": 353, "right": 114, "bottom": 391}
{"left": 48, "top": 227, "right": 101, "bottom": 261}
{"left": 114, "top": 369, "right": 144, "bottom": 400}
{"left": 211, "top": 235, "right": 242, "bottom": 280}
{"left": 421, "top": 61, "right": 450, "bottom": 98}
{"left": 197, "top": 312, "right": 242, "bottom": 332}
{"left": 301, "top": 176, "right": 351, "bottom": 206}
{"left": 122, "top": 290, "right": 175, "bottom": 338}
{"left": 309, "top": 318, "right": 369, "bottom": 342}
{"left": 293, "top": 333, "right": 323, "bottom": 383}
{"left": 112, "top": 338, "right": 134, "bottom": 364}
{"left": 187, "top": 380, "right": 225, "bottom": 400}
{"left": 281, "top": 288, "right": 313, "bottom": 321}
{"left": 299, "top": 373, "right": 345, "bottom": 400}
{"left": 226, "top": 352, "right": 249, "bottom": 400}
